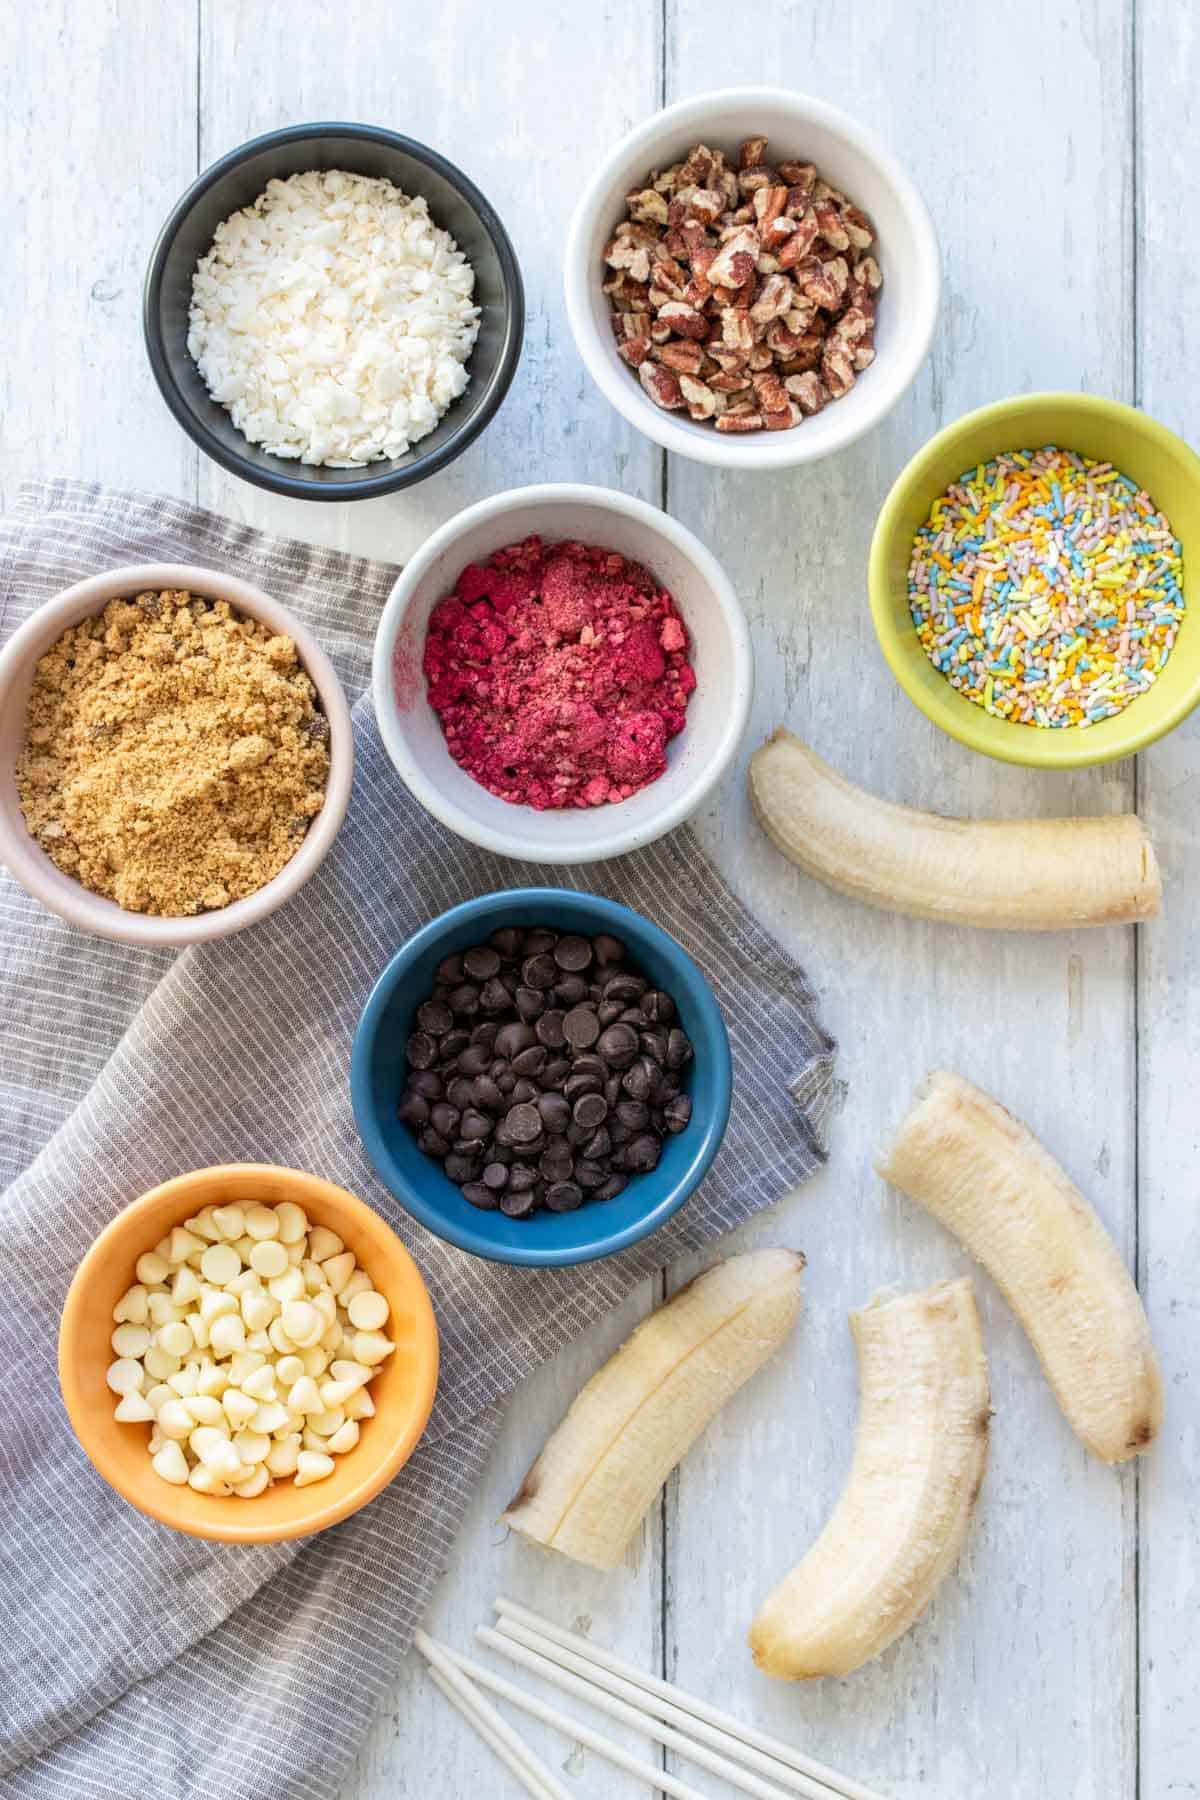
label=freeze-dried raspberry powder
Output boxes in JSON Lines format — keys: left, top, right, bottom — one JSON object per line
{"left": 418, "top": 536, "right": 697, "bottom": 809}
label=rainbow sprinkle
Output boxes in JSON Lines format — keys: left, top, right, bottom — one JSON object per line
{"left": 907, "top": 447, "right": 1184, "bottom": 729}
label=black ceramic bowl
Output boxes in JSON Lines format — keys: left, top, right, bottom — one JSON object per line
{"left": 143, "top": 122, "right": 524, "bottom": 500}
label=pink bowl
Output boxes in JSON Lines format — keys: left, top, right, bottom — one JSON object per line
{"left": 0, "top": 562, "right": 353, "bottom": 946}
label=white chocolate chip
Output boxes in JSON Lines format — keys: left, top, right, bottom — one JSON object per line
{"left": 211, "top": 1204, "right": 245, "bottom": 1241}
{"left": 152, "top": 1441, "right": 190, "bottom": 1485}
{"left": 274, "top": 1202, "right": 308, "bottom": 1244}
{"left": 294, "top": 1450, "right": 335, "bottom": 1488}
{"left": 200, "top": 1243, "right": 242, "bottom": 1287}
{"left": 325, "top": 1419, "right": 360, "bottom": 1455}
{"left": 307, "top": 1226, "right": 344, "bottom": 1263}
{"left": 113, "top": 1284, "right": 149, "bottom": 1325}
{"left": 111, "top": 1323, "right": 151, "bottom": 1359}
{"left": 135, "top": 1251, "right": 170, "bottom": 1286}
{"left": 114, "top": 1392, "right": 155, "bottom": 1423}
{"left": 347, "top": 1290, "right": 390, "bottom": 1332}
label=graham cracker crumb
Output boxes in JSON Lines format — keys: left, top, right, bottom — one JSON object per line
{"left": 16, "top": 591, "right": 331, "bottom": 916}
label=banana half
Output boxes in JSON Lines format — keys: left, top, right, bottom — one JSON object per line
{"left": 877, "top": 1071, "right": 1162, "bottom": 1462}
{"left": 750, "top": 1278, "right": 989, "bottom": 1680}
{"left": 502, "top": 1248, "right": 805, "bottom": 1572}
{"left": 748, "top": 727, "right": 1161, "bottom": 930}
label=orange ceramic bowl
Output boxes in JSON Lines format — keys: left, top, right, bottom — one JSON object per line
{"left": 58, "top": 1165, "right": 439, "bottom": 1543}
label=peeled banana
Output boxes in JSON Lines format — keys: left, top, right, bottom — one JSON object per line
{"left": 877, "top": 1071, "right": 1162, "bottom": 1462}
{"left": 750, "top": 1278, "right": 989, "bottom": 1680}
{"left": 748, "top": 727, "right": 1161, "bottom": 929}
{"left": 502, "top": 1248, "right": 805, "bottom": 1572}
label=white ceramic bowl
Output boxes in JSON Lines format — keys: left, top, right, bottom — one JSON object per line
{"left": 372, "top": 484, "right": 752, "bottom": 862}
{"left": 565, "top": 86, "right": 940, "bottom": 469}
{"left": 0, "top": 563, "right": 354, "bottom": 946}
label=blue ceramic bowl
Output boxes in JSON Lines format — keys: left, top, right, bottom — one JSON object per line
{"left": 350, "top": 890, "right": 732, "bottom": 1267}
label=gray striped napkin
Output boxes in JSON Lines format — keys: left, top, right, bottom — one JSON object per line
{"left": 0, "top": 479, "right": 835, "bottom": 1800}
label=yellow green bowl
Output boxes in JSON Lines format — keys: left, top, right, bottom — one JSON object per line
{"left": 868, "top": 392, "right": 1200, "bottom": 767}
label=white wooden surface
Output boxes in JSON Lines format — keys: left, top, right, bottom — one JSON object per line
{"left": 3, "top": 3, "right": 1192, "bottom": 1795}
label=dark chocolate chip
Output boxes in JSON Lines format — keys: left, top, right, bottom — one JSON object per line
{"left": 505, "top": 1101, "right": 544, "bottom": 1144}
{"left": 642, "top": 988, "right": 677, "bottom": 1024}
{"left": 592, "top": 933, "right": 626, "bottom": 966}
{"left": 536, "top": 1009, "right": 566, "bottom": 1048}
{"left": 524, "top": 928, "right": 558, "bottom": 955}
{"left": 500, "top": 1188, "right": 537, "bottom": 1218}
{"left": 472, "top": 1020, "right": 500, "bottom": 1047}
{"left": 496, "top": 1070, "right": 517, "bottom": 1096}
{"left": 563, "top": 1071, "right": 603, "bottom": 1104}
{"left": 539, "top": 1143, "right": 574, "bottom": 1181}
{"left": 444, "top": 1152, "right": 480, "bottom": 1183}
{"left": 397, "top": 1091, "right": 430, "bottom": 1126}
{"left": 417, "top": 999, "right": 454, "bottom": 1036}
{"left": 572, "top": 1053, "right": 609, "bottom": 1081}
{"left": 521, "top": 953, "right": 558, "bottom": 990}
{"left": 603, "top": 972, "right": 647, "bottom": 1005}
{"left": 622, "top": 1132, "right": 662, "bottom": 1172}
{"left": 594, "top": 1173, "right": 628, "bottom": 1202}
{"left": 537, "top": 1092, "right": 572, "bottom": 1132}
{"left": 639, "top": 1028, "right": 669, "bottom": 1064}
{"left": 435, "top": 954, "right": 464, "bottom": 985}
{"left": 430, "top": 1102, "right": 460, "bottom": 1139}
{"left": 495, "top": 1020, "right": 537, "bottom": 1059}
{"left": 667, "top": 1028, "right": 694, "bottom": 1070}
{"left": 463, "top": 945, "right": 501, "bottom": 980}
{"left": 618, "top": 1006, "right": 645, "bottom": 1025}
{"left": 620, "top": 1059, "right": 654, "bottom": 1102}
{"left": 545, "top": 1181, "right": 583, "bottom": 1212}
{"left": 482, "top": 1162, "right": 510, "bottom": 1190}
{"left": 439, "top": 1030, "right": 470, "bottom": 1063}
{"left": 598, "top": 1001, "right": 624, "bottom": 1029}
{"left": 512, "top": 1044, "right": 548, "bottom": 1079}
{"left": 604, "top": 1074, "right": 622, "bottom": 1108}
{"left": 462, "top": 1182, "right": 499, "bottom": 1210}
{"left": 508, "top": 1164, "right": 539, "bottom": 1194}
{"left": 489, "top": 926, "right": 523, "bottom": 959}
{"left": 472, "top": 1075, "right": 504, "bottom": 1112}
{"left": 553, "top": 934, "right": 594, "bottom": 971}
{"left": 515, "top": 986, "right": 546, "bottom": 1020}
{"left": 460, "top": 1109, "right": 493, "bottom": 1142}
{"left": 446, "top": 1077, "right": 477, "bottom": 1110}
{"left": 448, "top": 983, "right": 481, "bottom": 1016}
{"left": 406, "top": 1031, "right": 438, "bottom": 1070}
{"left": 479, "top": 977, "right": 513, "bottom": 1014}
{"left": 615, "top": 1098, "right": 650, "bottom": 1130}
{"left": 563, "top": 1006, "right": 601, "bottom": 1050}
{"left": 595, "top": 1023, "right": 640, "bottom": 1069}
{"left": 574, "top": 1159, "right": 609, "bottom": 1191}
{"left": 552, "top": 974, "right": 588, "bottom": 1006}
{"left": 418, "top": 1127, "right": 450, "bottom": 1158}
{"left": 572, "top": 1092, "right": 609, "bottom": 1130}
{"left": 663, "top": 1093, "right": 693, "bottom": 1133}
{"left": 510, "top": 1078, "right": 538, "bottom": 1104}
{"left": 457, "top": 1042, "right": 493, "bottom": 1077}
{"left": 539, "top": 1055, "right": 571, "bottom": 1089}
{"left": 582, "top": 1126, "right": 611, "bottom": 1160}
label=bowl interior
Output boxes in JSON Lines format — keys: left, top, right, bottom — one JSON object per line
{"left": 571, "top": 91, "right": 936, "bottom": 463}
{"left": 147, "top": 127, "right": 521, "bottom": 495}
{"left": 870, "top": 394, "right": 1200, "bottom": 767}
{"left": 0, "top": 564, "right": 351, "bottom": 945}
{"left": 351, "top": 891, "right": 732, "bottom": 1266}
{"left": 376, "top": 493, "right": 749, "bottom": 861}
{"left": 59, "top": 1166, "right": 439, "bottom": 1542}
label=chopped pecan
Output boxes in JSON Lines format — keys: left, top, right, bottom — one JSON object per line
{"left": 657, "top": 300, "right": 710, "bottom": 340}
{"left": 681, "top": 223, "right": 714, "bottom": 264}
{"left": 678, "top": 144, "right": 715, "bottom": 186}
{"left": 652, "top": 162, "right": 684, "bottom": 195}
{"left": 604, "top": 224, "right": 660, "bottom": 284}
{"left": 813, "top": 179, "right": 846, "bottom": 205}
{"left": 719, "top": 306, "right": 755, "bottom": 352}
{"left": 656, "top": 339, "right": 706, "bottom": 375}
{"left": 709, "top": 370, "right": 752, "bottom": 393}
{"left": 785, "top": 371, "right": 829, "bottom": 413}
{"left": 755, "top": 252, "right": 780, "bottom": 275}
{"left": 821, "top": 339, "right": 855, "bottom": 398}
{"left": 747, "top": 344, "right": 774, "bottom": 371}
{"left": 753, "top": 185, "right": 790, "bottom": 231}
{"left": 603, "top": 269, "right": 651, "bottom": 310}
{"left": 716, "top": 410, "right": 765, "bottom": 433}
{"left": 612, "top": 310, "right": 652, "bottom": 341}
{"left": 753, "top": 370, "right": 789, "bottom": 413}
{"left": 649, "top": 318, "right": 672, "bottom": 344}
{"left": 616, "top": 335, "right": 652, "bottom": 368}
{"left": 670, "top": 186, "right": 725, "bottom": 227}
{"left": 776, "top": 161, "right": 816, "bottom": 198}
{"left": 662, "top": 226, "right": 691, "bottom": 260}
{"left": 625, "top": 188, "right": 670, "bottom": 227}
{"left": 777, "top": 212, "right": 821, "bottom": 267}
{"left": 812, "top": 199, "right": 850, "bottom": 251}
{"left": 762, "top": 214, "right": 798, "bottom": 252}
{"left": 749, "top": 272, "right": 796, "bottom": 325}
{"left": 678, "top": 374, "right": 717, "bottom": 420}
{"left": 842, "top": 204, "right": 874, "bottom": 249}
{"left": 854, "top": 254, "right": 883, "bottom": 291}
{"left": 852, "top": 335, "right": 876, "bottom": 372}
{"left": 763, "top": 404, "right": 797, "bottom": 431}
{"left": 638, "top": 362, "right": 685, "bottom": 410}
{"left": 777, "top": 333, "right": 826, "bottom": 373}
{"left": 738, "top": 135, "right": 768, "bottom": 171}
{"left": 716, "top": 166, "right": 740, "bottom": 210}
{"left": 798, "top": 255, "right": 849, "bottom": 311}
{"left": 708, "top": 225, "right": 760, "bottom": 287}
{"left": 832, "top": 305, "right": 872, "bottom": 343}
{"left": 737, "top": 167, "right": 774, "bottom": 197}
{"left": 683, "top": 273, "right": 714, "bottom": 310}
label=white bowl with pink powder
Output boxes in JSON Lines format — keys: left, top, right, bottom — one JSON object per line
{"left": 372, "top": 484, "right": 753, "bottom": 862}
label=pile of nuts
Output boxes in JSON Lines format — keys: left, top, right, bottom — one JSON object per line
{"left": 603, "top": 136, "right": 881, "bottom": 433}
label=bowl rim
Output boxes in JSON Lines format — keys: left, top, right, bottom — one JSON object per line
{"left": 370, "top": 481, "right": 754, "bottom": 862}
{"left": 0, "top": 561, "right": 354, "bottom": 945}
{"left": 142, "top": 120, "right": 526, "bottom": 500}
{"left": 350, "top": 889, "right": 733, "bottom": 1267}
{"left": 564, "top": 84, "right": 941, "bottom": 470}
{"left": 57, "top": 1163, "right": 440, "bottom": 1543}
{"left": 868, "top": 391, "right": 1200, "bottom": 768}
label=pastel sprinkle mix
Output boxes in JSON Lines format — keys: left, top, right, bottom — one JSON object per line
{"left": 907, "top": 446, "right": 1184, "bottom": 729}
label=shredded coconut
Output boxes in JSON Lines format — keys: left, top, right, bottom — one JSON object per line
{"left": 187, "top": 169, "right": 481, "bottom": 467}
